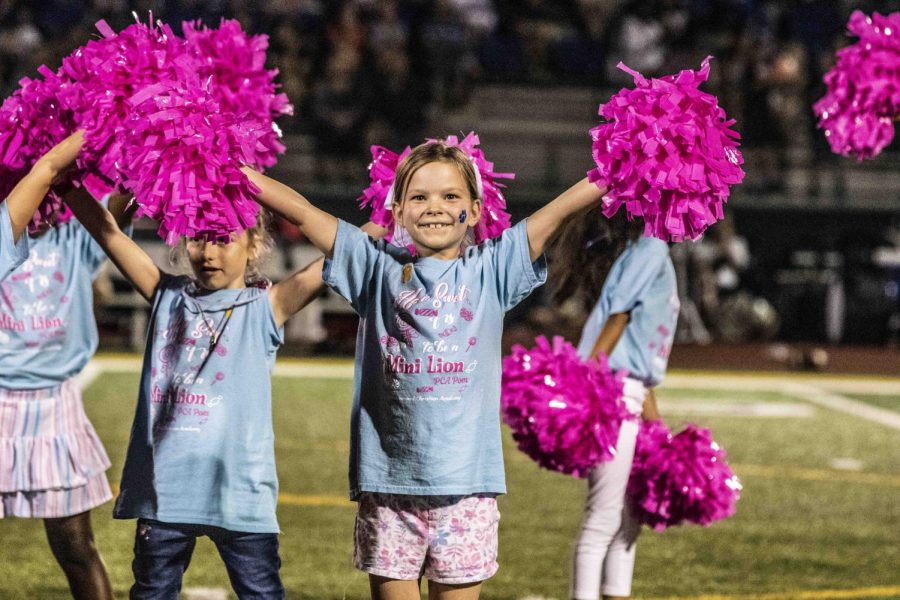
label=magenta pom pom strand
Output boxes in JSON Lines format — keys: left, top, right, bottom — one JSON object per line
{"left": 500, "top": 335, "right": 627, "bottom": 478}
{"left": 628, "top": 420, "right": 742, "bottom": 531}
{"left": 589, "top": 57, "right": 744, "bottom": 243}
{"left": 814, "top": 11, "right": 900, "bottom": 160}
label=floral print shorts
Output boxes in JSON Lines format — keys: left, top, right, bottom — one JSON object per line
{"left": 353, "top": 492, "right": 501, "bottom": 584}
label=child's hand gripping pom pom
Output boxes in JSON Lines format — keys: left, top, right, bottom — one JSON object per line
{"left": 589, "top": 57, "right": 744, "bottom": 242}
{"left": 0, "top": 67, "right": 78, "bottom": 233}
{"left": 359, "top": 131, "right": 513, "bottom": 246}
{"left": 813, "top": 11, "right": 900, "bottom": 160}
{"left": 119, "top": 78, "right": 263, "bottom": 245}
{"left": 627, "top": 420, "right": 742, "bottom": 531}
{"left": 500, "top": 336, "right": 627, "bottom": 478}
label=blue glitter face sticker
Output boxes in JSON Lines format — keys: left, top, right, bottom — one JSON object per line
{"left": 459, "top": 210, "right": 467, "bottom": 223}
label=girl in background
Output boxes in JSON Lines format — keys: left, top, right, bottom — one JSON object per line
{"left": 551, "top": 208, "right": 680, "bottom": 600}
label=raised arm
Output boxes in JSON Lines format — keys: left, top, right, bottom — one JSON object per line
{"left": 64, "top": 187, "right": 161, "bottom": 302}
{"left": 6, "top": 131, "right": 85, "bottom": 242}
{"left": 526, "top": 178, "right": 608, "bottom": 262}
{"left": 241, "top": 166, "right": 339, "bottom": 256}
{"left": 269, "top": 221, "right": 387, "bottom": 327}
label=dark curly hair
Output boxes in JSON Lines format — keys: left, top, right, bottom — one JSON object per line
{"left": 548, "top": 205, "right": 644, "bottom": 311}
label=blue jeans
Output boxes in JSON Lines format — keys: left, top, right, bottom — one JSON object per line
{"left": 130, "top": 519, "right": 285, "bottom": 600}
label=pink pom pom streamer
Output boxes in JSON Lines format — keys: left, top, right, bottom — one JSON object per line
{"left": 628, "top": 421, "right": 742, "bottom": 531}
{"left": 590, "top": 57, "right": 744, "bottom": 242}
{"left": 358, "top": 131, "right": 513, "bottom": 246}
{"left": 182, "top": 19, "right": 293, "bottom": 169}
{"left": 814, "top": 11, "right": 900, "bottom": 160}
{"left": 119, "top": 78, "right": 262, "bottom": 244}
{"left": 0, "top": 65, "right": 78, "bottom": 233}
{"left": 58, "top": 18, "right": 193, "bottom": 198}
{"left": 500, "top": 335, "right": 627, "bottom": 478}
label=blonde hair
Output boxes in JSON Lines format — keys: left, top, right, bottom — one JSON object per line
{"left": 172, "top": 209, "right": 273, "bottom": 284}
{"left": 392, "top": 141, "right": 480, "bottom": 208}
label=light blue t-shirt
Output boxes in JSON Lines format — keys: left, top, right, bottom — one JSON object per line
{"left": 0, "top": 202, "right": 30, "bottom": 281}
{"left": 114, "top": 275, "right": 284, "bottom": 533}
{"left": 324, "top": 219, "right": 547, "bottom": 499}
{"left": 576, "top": 236, "right": 679, "bottom": 387}
{"left": 0, "top": 210, "right": 115, "bottom": 389}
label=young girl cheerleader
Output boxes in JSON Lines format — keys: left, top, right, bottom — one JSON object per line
{"left": 65, "top": 185, "right": 385, "bottom": 598}
{"left": 0, "top": 131, "right": 129, "bottom": 600}
{"left": 551, "top": 208, "right": 680, "bottom": 600}
{"left": 240, "top": 140, "right": 610, "bottom": 600}
{"left": 1, "top": 132, "right": 85, "bottom": 277}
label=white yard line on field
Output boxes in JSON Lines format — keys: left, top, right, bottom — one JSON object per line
{"left": 84, "top": 358, "right": 899, "bottom": 429}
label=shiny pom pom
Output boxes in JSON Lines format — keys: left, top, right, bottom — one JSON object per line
{"left": 590, "top": 57, "right": 744, "bottom": 242}
{"left": 183, "top": 19, "right": 293, "bottom": 169}
{"left": 628, "top": 421, "right": 742, "bottom": 531}
{"left": 501, "top": 335, "right": 627, "bottom": 478}
{"left": 0, "top": 66, "right": 78, "bottom": 232}
{"left": 814, "top": 11, "right": 900, "bottom": 160}
{"left": 119, "top": 78, "right": 262, "bottom": 244}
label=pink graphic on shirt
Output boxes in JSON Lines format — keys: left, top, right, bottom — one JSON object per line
{"left": 459, "top": 307, "right": 474, "bottom": 322}
{"left": 52, "top": 271, "right": 64, "bottom": 283}
{"left": 465, "top": 336, "right": 477, "bottom": 352}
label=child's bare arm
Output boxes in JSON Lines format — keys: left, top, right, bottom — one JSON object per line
{"left": 107, "top": 191, "right": 137, "bottom": 230}
{"left": 588, "top": 312, "right": 630, "bottom": 359}
{"left": 641, "top": 388, "right": 663, "bottom": 422}
{"left": 525, "top": 178, "right": 608, "bottom": 262}
{"left": 269, "top": 221, "right": 387, "bottom": 327}
{"left": 241, "top": 167, "right": 339, "bottom": 257}
{"left": 65, "top": 187, "right": 161, "bottom": 302}
{"left": 6, "top": 131, "right": 85, "bottom": 242}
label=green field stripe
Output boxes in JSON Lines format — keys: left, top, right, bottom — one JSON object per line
{"left": 278, "top": 492, "right": 353, "bottom": 508}
{"left": 110, "top": 483, "right": 354, "bottom": 508}
{"left": 733, "top": 464, "right": 900, "bottom": 487}
{"left": 644, "top": 585, "right": 900, "bottom": 600}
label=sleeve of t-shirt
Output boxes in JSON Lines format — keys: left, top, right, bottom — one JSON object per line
{"left": 322, "top": 219, "right": 382, "bottom": 314}
{"left": 488, "top": 219, "right": 548, "bottom": 312}
{"left": 0, "top": 201, "right": 29, "bottom": 280}
{"left": 606, "top": 237, "right": 669, "bottom": 315}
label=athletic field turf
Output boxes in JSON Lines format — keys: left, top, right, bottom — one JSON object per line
{"left": 1, "top": 357, "right": 897, "bottom": 600}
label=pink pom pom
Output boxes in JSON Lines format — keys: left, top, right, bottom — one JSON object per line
{"left": 814, "top": 11, "right": 900, "bottom": 160}
{"left": 501, "top": 335, "right": 627, "bottom": 478}
{"left": 358, "top": 131, "right": 513, "bottom": 246}
{"left": 119, "top": 78, "right": 262, "bottom": 245}
{"left": 628, "top": 421, "right": 742, "bottom": 531}
{"left": 590, "top": 57, "right": 744, "bottom": 243}
{"left": 182, "top": 19, "right": 293, "bottom": 168}
{"left": 0, "top": 65, "right": 78, "bottom": 233}
{"left": 58, "top": 18, "right": 192, "bottom": 197}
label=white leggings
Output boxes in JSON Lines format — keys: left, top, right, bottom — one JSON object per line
{"left": 570, "top": 379, "right": 645, "bottom": 600}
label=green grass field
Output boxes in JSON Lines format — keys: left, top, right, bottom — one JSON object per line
{"left": 1, "top": 362, "right": 898, "bottom": 599}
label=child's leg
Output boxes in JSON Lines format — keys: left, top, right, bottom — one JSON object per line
{"left": 130, "top": 519, "right": 198, "bottom": 599}
{"left": 43, "top": 510, "right": 113, "bottom": 600}
{"left": 369, "top": 575, "right": 422, "bottom": 600}
{"left": 570, "top": 419, "right": 640, "bottom": 600}
{"left": 599, "top": 508, "right": 641, "bottom": 599}
{"left": 428, "top": 580, "right": 482, "bottom": 599}
{"left": 208, "top": 527, "right": 285, "bottom": 599}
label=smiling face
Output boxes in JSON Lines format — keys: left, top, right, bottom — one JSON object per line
{"left": 393, "top": 160, "right": 482, "bottom": 260}
{"left": 186, "top": 232, "right": 257, "bottom": 291}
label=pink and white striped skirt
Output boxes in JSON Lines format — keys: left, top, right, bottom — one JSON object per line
{"left": 0, "top": 379, "right": 112, "bottom": 518}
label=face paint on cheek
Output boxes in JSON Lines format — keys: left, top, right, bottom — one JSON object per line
{"left": 459, "top": 210, "right": 467, "bottom": 224}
